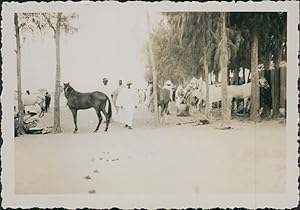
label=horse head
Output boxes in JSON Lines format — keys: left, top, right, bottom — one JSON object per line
{"left": 63, "top": 82, "right": 70, "bottom": 91}
{"left": 63, "top": 82, "right": 74, "bottom": 99}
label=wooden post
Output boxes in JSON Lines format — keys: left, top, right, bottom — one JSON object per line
{"left": 147, "top": 12, "right": 159, "bottom": 127}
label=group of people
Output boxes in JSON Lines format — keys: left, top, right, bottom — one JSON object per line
{"left": 14, "top": 89, "right": 52, "bottom": 136}
{"left": 25, "top": 89, "right": 52, "bottom": 113}
{"left": 99, "top": 77, "right": 138, "bottom": 130}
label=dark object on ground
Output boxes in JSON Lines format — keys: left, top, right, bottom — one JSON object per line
{"left": 88, "top": 189, "right": 96, "bottom": 194}
{"left": 111, "top": 158, "right": 119, "bottom": 162}
{"left": 217, "top": 126, "right": 233, "bottom": 130}
{"left": 26, "top": 127, "right": 43, "bottom": 134}
{"left": 194, "top": 119, "right": 210, "bottom": 126}
{"left": 176, "top": 103, "right": 191, "bottom": 117}
{"left": 84, "top": 175, "right": 92, "bottom": 180}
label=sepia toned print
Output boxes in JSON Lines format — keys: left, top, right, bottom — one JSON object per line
{"left": 1, "top": 1, "right": 298, "bottom": 209}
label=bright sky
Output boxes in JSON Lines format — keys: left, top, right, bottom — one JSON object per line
{"left": 19, "top": 8, "right": 161, "bottom": 93}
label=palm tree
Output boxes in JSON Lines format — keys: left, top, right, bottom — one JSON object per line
{"left": 250, "top": 27, "right": 260, "bottom": 121}
{"left": 220, "top": 12, "right": 231, "bottom": 127}
{"left": 18, "top": 12, "right": 78, "bottom": 133}
{"left": 230, "top": 12, "right": 286, "bottom": 120}
{"left": 147, "top": 12, "right": 159, "bottom": 126}
{"left": 52, "top": 12, "right": 63, "bottom": 133}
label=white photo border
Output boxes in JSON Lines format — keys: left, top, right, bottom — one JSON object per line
{"left": 1, "top": 1, "right": 299, "bottom": 209}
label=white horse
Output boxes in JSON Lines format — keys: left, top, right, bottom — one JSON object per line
{"left": 228, "top": 82, "right": 252, "bottom": 112}
{"left": 190, "top": 80, "right": 252, "bottom": 112}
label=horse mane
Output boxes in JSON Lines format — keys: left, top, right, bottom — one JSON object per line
{"left": 64, "top": 85, "right": 77, "bottom": 99}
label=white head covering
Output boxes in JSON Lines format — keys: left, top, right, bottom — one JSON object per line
{"left": 126, "top": 81, "right": 133, "bottom": 85}
{"left": 165, "top": 80, "right": 172, "bottom": 86}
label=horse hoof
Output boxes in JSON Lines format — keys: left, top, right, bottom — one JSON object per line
{"left": 104, "top": 129, "right": 108, "bottom": 132}
{"left": 93, "top": 130, "right": 98, "bottom": 133}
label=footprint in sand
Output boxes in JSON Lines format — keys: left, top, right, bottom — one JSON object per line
{"left": 93, "top": 169, "right": 100, "bottom": 173}
{"left": 88, "top": 189, "right": 96, "bottom": 194}
{"left": 111, "top": 158, "right": 119, "bottom": 162}
{"left": 83, "top": 175, "right": 92, "bottom": 180}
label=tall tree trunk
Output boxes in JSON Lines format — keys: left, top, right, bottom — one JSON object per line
{"left": 279, "top": 26, "right": 287, "bottom": 116}
{"left": 203, "top": 47, "right": 211, "bottom": 121}
{"left": 271, "top": 45, "right": 282, "bottom": 119}
{"left": 242, "top": 68, "right": 246, "bottom": 84}
{"left": 52, "top": 12, "right": 62, "bottom": 133}
{"left": 279, "top": 63, "right": 286, "bottom": 111}
{"left": 147, "top": 12, "right": 159, "bottom": 126}
{"left": 233, "top": 66, "right": 239, "bottom": 85}
{"left": 250, "top": 30, "right": 260, "bottom": 121}
{"left": 220, "top": 13, "right": 230, "bottom": 127}
{"left": 14, "top": 13, "right": 26, "bottom": 135}
{"left": 264, "top": 50, "right": 272, "bottom": 71}
{"left": 215, "top": 70, "right": 219, "bottom": 84}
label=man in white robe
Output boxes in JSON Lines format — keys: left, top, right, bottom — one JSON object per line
{"left": 100, "top": 78, "right": 113, "bottom": 99}
{"left": 112, "top": 80, "right": 124, "bottom": 112}
{"left": 100, "top": 77, "right": 116, "bottom": 120}
{"left": 116, "top": 81, "right": 138, "bottom": 129}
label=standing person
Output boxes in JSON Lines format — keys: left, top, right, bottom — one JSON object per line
{"left": 100, "top": 77, "right": 116, "bottom": 120}
{"left": 44, "top": 91, "right": 51, "bottom": 112}
{"left": 116, "top": 81, "right": 138, "bottom": 129}
{"left": 112, "top": 80, "right": 124, "bottom": 112}
{"left": 100, "top": 77, "right": 113, "bottom": 99}
{"left": 14, "top": 106, "right": 19, "bottom": 137}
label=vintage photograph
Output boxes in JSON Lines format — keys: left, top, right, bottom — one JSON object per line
{"left": 1, "top": 1, "right": 298, "bottom": 209}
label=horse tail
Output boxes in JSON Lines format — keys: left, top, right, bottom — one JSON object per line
{"left": 107, "top": 96, "right": 112, "bottom": 120}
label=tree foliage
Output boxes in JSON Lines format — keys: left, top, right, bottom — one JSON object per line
{"left": 145, "top": 12, "right": 287, "bottom": 86}
{"left": 15, "top": 12, "right": 79, "bottom": 134}
{"left": 17, "top": 12, "right": 78, "bottom": 41}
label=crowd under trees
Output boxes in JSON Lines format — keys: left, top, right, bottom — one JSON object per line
{"left": 144, "top": 12, "right": 287, "bottom": 125}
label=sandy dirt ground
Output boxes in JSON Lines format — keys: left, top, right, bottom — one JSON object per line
{"left": 15, "top": 102, "right": 286, "bottom": 194}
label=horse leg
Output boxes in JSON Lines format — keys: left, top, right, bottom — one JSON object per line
{"left": 101, "top": 108, "right": 110, "bottom": 132}
{"left": 160, "top": 104, "right": 164, "bottom": 124}
{"left": 94, "top": 108, "right": 103, "bottom": 132}
{"left": 159, "top": 105, "right": 164, "bottom": 124}
{"left": 160, "top": 105, "right": 164, "bottom": 124}
{"left": 164, "top": 104, "right": 168, "bottom": 124}
{"left": 231, "top": 98, "right": 235, "bottom": 113}
{"left": 243, "top": 97, "right": 247, "bottom": 114}
{"left": 71, "top": 109, "right": 78, "bottom": 133}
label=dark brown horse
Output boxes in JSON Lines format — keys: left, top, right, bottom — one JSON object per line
{"left": 63, "top": 83, "right": 112, "bottom": 133}
{"left": 147, "top": 84, "right": 171, "bottom": 123}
